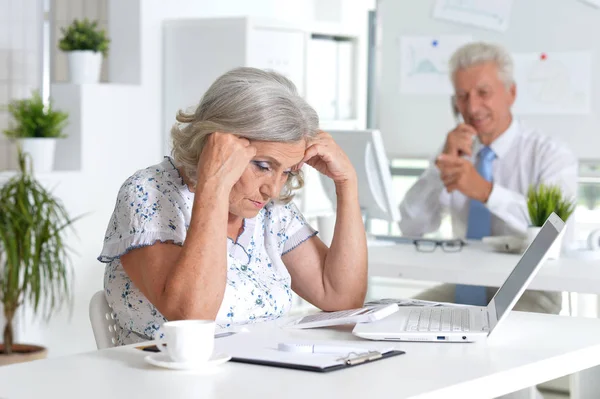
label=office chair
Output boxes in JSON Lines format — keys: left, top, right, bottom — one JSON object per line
{"left": 89, "top": 290, "right": 119, "bottom": 349}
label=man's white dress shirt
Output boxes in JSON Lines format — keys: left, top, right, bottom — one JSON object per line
{"left": 399, "top": 119, "right": 578, "bottom": 239}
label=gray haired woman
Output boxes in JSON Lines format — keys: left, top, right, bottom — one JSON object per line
{"left": 98, "top": 67, "right": 368, "bottom": 345}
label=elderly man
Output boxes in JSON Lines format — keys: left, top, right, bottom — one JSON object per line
{"left": 399, "top": 42, "right": 578, "bottom": 314}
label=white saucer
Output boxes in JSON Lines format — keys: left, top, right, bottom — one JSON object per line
{"left": 144, "top": 352, "right": 231, "bottom": 371}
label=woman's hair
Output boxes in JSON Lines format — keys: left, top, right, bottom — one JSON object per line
{"left": 449, "top": 42, "right": 515, "bottom": 89}
{"left": 171, "top": 67, "right": 319, "bottom": 203}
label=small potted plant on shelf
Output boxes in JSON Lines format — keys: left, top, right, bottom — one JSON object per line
{"left": 0, "top": 146, "right": 76, "bottom": 366}
{"left": 527, "top": 183, "right": 576, "bottom": 259}
{"left": 58, "top": 18, "right": 110, "bottom": 84}
{"left": 3, "top": 91, "right": 69, "bottom": 173}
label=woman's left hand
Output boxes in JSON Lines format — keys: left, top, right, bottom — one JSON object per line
{"left": 300, "top": 130, "right": 356, "bottom": 185}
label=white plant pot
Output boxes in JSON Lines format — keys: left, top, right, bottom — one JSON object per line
{"left": 67, "top": 50, "right": 102, "bottom": 84}
{"left": 527, "top": 225, "right": 565, "bottom": 260}
{"left": 19, "top": 138, "right": 57, "bottom": 173}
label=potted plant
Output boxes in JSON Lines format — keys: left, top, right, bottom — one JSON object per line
{"left": 0, "top": 147, "right": 75, "bottom": 366}
{"left": 527, "top": 183, "right": 576, "bottom": 259}
{"left": 3, "top": 91, "right": 69, "bottom": 173}
{"left": 58, "top": 18, "right": 110, "bottom": 84}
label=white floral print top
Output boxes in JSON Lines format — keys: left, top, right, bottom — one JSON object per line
{"left": 98, "top": 157, "right": 317, "bottom": 345}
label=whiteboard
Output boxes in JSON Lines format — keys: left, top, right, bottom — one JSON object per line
{"left": 376, "top": 0, "right": 600, "bottom": 161}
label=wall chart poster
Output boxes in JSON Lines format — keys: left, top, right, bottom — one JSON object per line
{"left": 512, "top": 51, "right": 592, "bottom": 115}
{"left": 432, "top": 0, "right": 514, "bottom": 32}
{"left": 399, "top": 35, "right": 472, "bottom": 95}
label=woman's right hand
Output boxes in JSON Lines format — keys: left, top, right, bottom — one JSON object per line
{"left": 195, "top": 132, "right": 256, "bottom": 192}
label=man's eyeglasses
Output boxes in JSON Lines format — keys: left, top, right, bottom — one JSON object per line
{"left": 413, "top": 238, "right": 465, "bottom": 253}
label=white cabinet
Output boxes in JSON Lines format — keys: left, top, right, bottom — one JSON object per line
{"left": 163, "top": 17, "right": 363, "bottom": 154}
{"left": 306, "top": 35, "right": 356, "bottom": 123}
{"left": 336, "top": 39, "right": 355, "bottom": 120}
{"left": 247, "top": 28, "right": 306, "bottom": 95}
{"left": 163, "top": 17, "right": 308, "bottom": 154}
{"left": 306, "top": 37, "right": 338, "bottom": 120}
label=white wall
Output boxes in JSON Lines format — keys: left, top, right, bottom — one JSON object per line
{"left": 10, "top": 0, "right": 375, "bottom": 358}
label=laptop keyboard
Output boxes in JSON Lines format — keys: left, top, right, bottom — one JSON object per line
{"left": 405, "top": 308, "right": 471, "bottom": 332}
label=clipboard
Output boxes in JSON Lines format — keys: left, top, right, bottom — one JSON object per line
{"left": 215, "top": 334, "right": 406, "bottom": 373}
{"left": 230, "top": 349, "right": 405, "bottom": 373}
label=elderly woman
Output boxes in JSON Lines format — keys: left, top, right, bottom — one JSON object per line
{"left": 98, "top": 67, "right": 368, "bottom": 345}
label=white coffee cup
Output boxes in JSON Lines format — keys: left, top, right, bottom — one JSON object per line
{"left": 157, "top": 320, "right": 215, "bottom": 363}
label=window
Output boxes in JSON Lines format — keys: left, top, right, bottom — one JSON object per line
{"left": 574, "top": 163, "right": 600, "bottom": 243}
{"left": 42, "top": 0, "right": 50, "bottom": 104}
{"left": 369, "top": 159, "right": 600, "bottom": 246}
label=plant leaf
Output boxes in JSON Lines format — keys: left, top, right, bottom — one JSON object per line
{"left": 0, "top": 146, "right": 78, "bottom": 346}
{"left": 2, "top": 91, "right": 69, "bottom": 139}
{"left": 58, "top": 18, "right": 110, "bottom": 56}
{"left": 527, "top": 183, "right": 576, "bottom": 226}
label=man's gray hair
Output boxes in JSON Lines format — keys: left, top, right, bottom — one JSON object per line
{"left": 171, "top": 67, "right": 319, "bottom": 203}
{"left": 449, "top": 42, "right": 515, "bottom": 88}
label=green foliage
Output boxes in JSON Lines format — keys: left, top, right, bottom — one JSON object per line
{"left": 58, "top": 18, "right": 110, "bottom": 56}
{"left": 0, "top": 147, "right": 77, "bottom": 354}
{"left": 527, "top": 183, "right": 576, "bottom": 227}
{"left": 3, "top": 91, "right": 68, "bottom": 139}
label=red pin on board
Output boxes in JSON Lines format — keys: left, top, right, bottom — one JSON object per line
{"left": 540, "top": 53, "right": 547, "bottom": 60}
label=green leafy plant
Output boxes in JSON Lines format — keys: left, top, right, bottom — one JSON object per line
{"left": 58, "top": 18, "right": 110, "bottom": 56}
{"left": 0, "top": 147, "right": 76, "bottom": 355}
{"left": 527, "top": 183, "right": 576, "bottom": 227}
{"left": 3, "top": 91, "right": 68, "bottom": 139}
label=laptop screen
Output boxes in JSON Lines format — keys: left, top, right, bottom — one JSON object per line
{"left": 492, "top": 218, "right": 562, "bottom": 320}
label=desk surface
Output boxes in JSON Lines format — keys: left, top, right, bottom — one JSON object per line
{"left": 368, "top": 242, "right": 600, "bottom": 294}
{"left": 2, "top": 312, "right": 600, "bottom": 399}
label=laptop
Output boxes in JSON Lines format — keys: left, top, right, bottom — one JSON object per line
{"left": 353, "top": 213, "right": 565, "bottom": 343}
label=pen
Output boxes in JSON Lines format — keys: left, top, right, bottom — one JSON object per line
{"left": 277, "top": 342, "right": 370, "bottom": 355}
{"left": 214, "top": 331, "right": 237, "bottom": 339}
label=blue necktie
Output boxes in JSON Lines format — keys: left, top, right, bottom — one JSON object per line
{"left": 455, "top": 146, "right": 496, "bottom": 306}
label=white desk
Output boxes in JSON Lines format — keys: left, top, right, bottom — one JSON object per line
{"left": 2, "top": 312, "right": 600, "bottom": 399}
{"left": 368, "top": 242, "right": 600, "bottom": 294}
{"left": 368, "top": 241, "right": 600, "bottom": 398}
